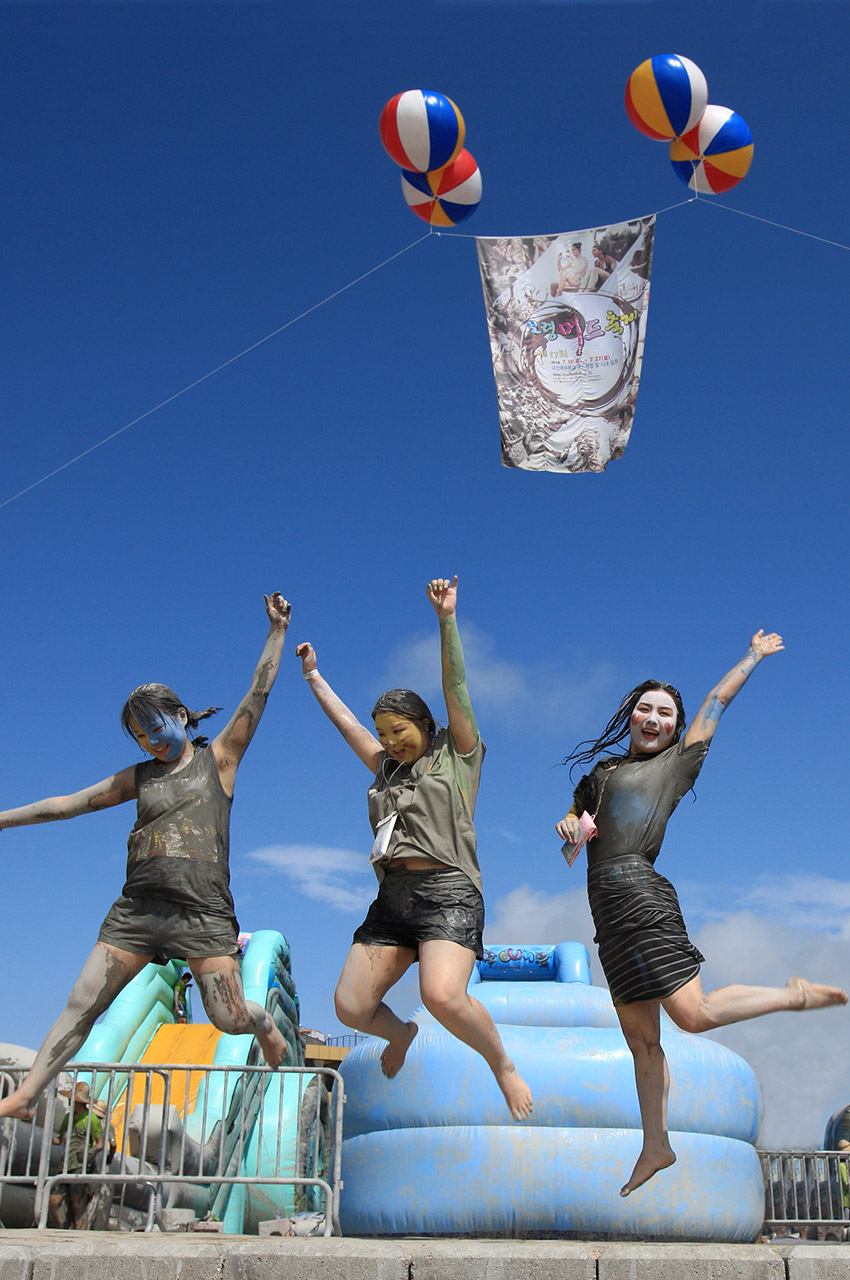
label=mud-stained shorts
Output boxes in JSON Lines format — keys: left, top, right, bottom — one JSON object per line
{"left": 97, "top": 894, "right": 241, "bottom": 964}
{"left": 352, "top": 867, "right": 484, "bottom": 959}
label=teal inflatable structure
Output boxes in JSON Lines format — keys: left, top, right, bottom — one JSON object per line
{"left": 339, "top": 942, "right": 765, "bottom": 1241}
{"left": 73, "top": 929, "right": 326, "bottom": 1234}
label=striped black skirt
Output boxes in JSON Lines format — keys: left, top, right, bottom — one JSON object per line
{"left": 587, "top": 855, "right": 704, "bottom": 1005}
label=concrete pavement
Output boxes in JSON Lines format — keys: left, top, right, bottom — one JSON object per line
{"left": 0, "top": 1232, "right": 846, "bottom": 1280}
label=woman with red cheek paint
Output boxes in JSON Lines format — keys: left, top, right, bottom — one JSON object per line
{"left": 555, "top": 629, "right": 847, "bottom": 1200}
{"left": 295, "top": 576, "right": 533, "bottom": 1123}
{"left": 0, "top": 593, "right": 292, "bottom": 1122}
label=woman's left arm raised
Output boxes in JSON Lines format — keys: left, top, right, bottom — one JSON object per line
{"left": 683, "top": 629, "right": 784, "bottom": 748}
{"left": 427, "top": 576, "right": 479, "bottom": 755}
{"left": 212, "top": 592, "right": 290, "bottom": 791}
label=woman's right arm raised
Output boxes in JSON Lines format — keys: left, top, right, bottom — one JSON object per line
{"left": 295, "top": 642, "right": 382, "bottom": 773}
{"left": 0, "top": 767, "right": 138, "bottom": 830}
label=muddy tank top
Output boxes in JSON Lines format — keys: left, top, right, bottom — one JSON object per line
{"left": 123, "top": 746, "right": 235, "bottom": 916}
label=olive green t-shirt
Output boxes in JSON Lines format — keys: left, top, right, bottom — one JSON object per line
{"left": 367, "top": 728, "right": 485, "bottom": 893}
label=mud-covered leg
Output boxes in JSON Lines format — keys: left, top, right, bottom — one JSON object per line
{"left": 190, "top": 956, "right": 287, "bottom": 1067}
{"left": 333, "top": 943, "right": 419, "bottom": 1077}
{"left": 0, "top": 944, "right": 150, "bottom": 1120}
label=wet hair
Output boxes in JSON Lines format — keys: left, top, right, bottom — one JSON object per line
{"left": 120, "top": 684, "right": 222, "bottom": 751}
{"left": 370, "top": 689, "right": 437, "bottom": 739}
{"left": 562, "top": 679, "right": 686, "bottom": 779}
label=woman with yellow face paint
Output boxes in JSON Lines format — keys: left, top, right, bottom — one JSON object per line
{"left": 0, "top": 593, "right": 291, "bottom": 1121}
{"left": 296, "top": 576, "right": 533, "bottom": 1122}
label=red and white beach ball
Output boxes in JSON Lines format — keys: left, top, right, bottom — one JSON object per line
{"left": 380, "top": 89, "right": 465, "bottom": 173}
{"left": 400, "top": 149, "right": 482, "bottom": 226}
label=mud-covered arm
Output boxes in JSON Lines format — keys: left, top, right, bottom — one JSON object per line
{"left": 211, "top": 593, "right": 290, "bottom": 791}
{"left": 0, "top": 766, "right": 138, "bottom": 829}
{"left": 683, "top": 629, "right": 784, "bottom": 748}
{"left": 295, "top": 642, "right": 382, "bottom": 772}
{"left": 427, "top": 576, "right": 479, "bottom": 756}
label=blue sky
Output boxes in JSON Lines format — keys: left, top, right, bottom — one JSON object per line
{"left": 1, "top": 0, "right": 848, "bottom": 1148}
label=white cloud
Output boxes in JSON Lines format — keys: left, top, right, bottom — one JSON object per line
{"left": 492, "top": 826, "right": 524, "bottom": 846}
{"left": 693, "top": 910, "right": 850, "bottom": 1148}
{"left": 483, "top": 883, "right": 596, "bottom": 953}
{"left": 378, "top": 622, "right": 616, "bottom": 732}
{"left": 245, "top": 844, "right": 374, "bottom": 913}
{"left": 486, "top": 877, "right": 850, "bottom": 1149}
{"left": 741, "top": 876, "right": 850, "bottom": 937}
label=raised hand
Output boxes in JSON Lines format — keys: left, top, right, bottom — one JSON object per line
{"left": 264, "top": 592, "right": 291, "bottom": 630}
{"left": 751, "top": 629, "right": 784, "bottom": 659}
{"left": 426, "top": 575, "right": 458, "bottom": 619}
{"left": 295, "top": 642, "right": 318, "bottom": 676}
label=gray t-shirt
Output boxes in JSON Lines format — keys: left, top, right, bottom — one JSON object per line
{"left": 367, "top": 728, "right": 485, "bottom": 892}
{"left": 586, "top": 738, "right": 709, "bottom": 870}
{"left": 123, "top": 746, "right": 235, "bottom": 916}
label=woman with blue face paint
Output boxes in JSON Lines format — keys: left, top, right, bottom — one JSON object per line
{"left": 556, "top": 629, "right": 848, "bottom": 1198}
{"left": 0, "top": 593, "right": 291, "bottom": 1121}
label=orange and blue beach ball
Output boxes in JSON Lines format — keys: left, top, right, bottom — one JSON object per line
{"left": 670, "top": 104, "right": 754, "bottom": 193}
{"left": 625, "top": 54, "right": 708, "bottom": 141}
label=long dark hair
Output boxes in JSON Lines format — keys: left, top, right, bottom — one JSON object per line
{"left": 562, "top": 679, "right": 686, "bottom": 779}
{"left": 371, "top": 689, "right": 437, "bottom": 739}
{"left": 120, "top": 684, "right": 221, "bottom": 750}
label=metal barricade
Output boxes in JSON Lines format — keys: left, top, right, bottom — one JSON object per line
{"left": 0, "top": 1062, "right": 343, "bottom": 1235}
{"left": 760, "top": 1150, "right": 849, "bottom": 1238}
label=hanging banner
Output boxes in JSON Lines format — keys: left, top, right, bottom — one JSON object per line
{"left": 476, "top": 216, "right": 655, "bottom": 472}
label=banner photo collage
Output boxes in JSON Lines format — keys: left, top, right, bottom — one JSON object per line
{"left": 476, "top": 216, "right": 655, "bottom": 473}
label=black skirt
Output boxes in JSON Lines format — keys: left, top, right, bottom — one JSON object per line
{"left": 587, "top": 855, "right": 704, "bottom": 1005}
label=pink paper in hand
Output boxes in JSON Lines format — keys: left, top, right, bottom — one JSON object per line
{"left": 560, "top": 810, "right": 598, "bottom": 868}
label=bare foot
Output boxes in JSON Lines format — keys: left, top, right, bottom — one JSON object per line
{"left": 787, "top": 977, "right": 848, "bottom": 1011}
{"left": 380, "top": 1022, "right": 417, "bottom": 1078}
{"left": 494, "top": 1062, "right": 533, "bottom": 1121}
{"left": 257, "top": 1023, "right": 289, "bottom": 1068}
{"left": 620, "top": 1145, "right": 676, "bottom": 1197}
{"left": 0, "top": 1093, "right": 36, "bottom": 1121}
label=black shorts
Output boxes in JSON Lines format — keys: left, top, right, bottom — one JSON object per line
{"left": 98, "top": 894, "right": 240, "bottom": 965}
{"left": 353, "top": 867, "right": 484, "bottom": 959}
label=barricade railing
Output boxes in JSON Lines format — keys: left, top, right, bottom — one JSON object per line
{"left": 0, "top": 1062, "right": 343, "bottom": 1235}
{"left": 760, "top": 1150, "right": 849, "bottom": 1237}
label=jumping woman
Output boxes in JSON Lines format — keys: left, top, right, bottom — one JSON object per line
{"left": 556, "top": 629, "right": 847, "bottom": 1196}
{"left": 296, "top": 576, "right": 532, "bottom": 1121}
{"left": 0, "top": 592, "right": 291, "bottom": 1120}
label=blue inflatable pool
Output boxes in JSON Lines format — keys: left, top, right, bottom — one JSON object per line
{"left": 339, "top": 942, "right": 765, "bottom": 1240}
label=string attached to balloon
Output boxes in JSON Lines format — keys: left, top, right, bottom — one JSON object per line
{"left": 0, "top": 230, "right": 433, "bottom": 512}
{"left": 3, "top": 74, "right": 844, "bottom": 511}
